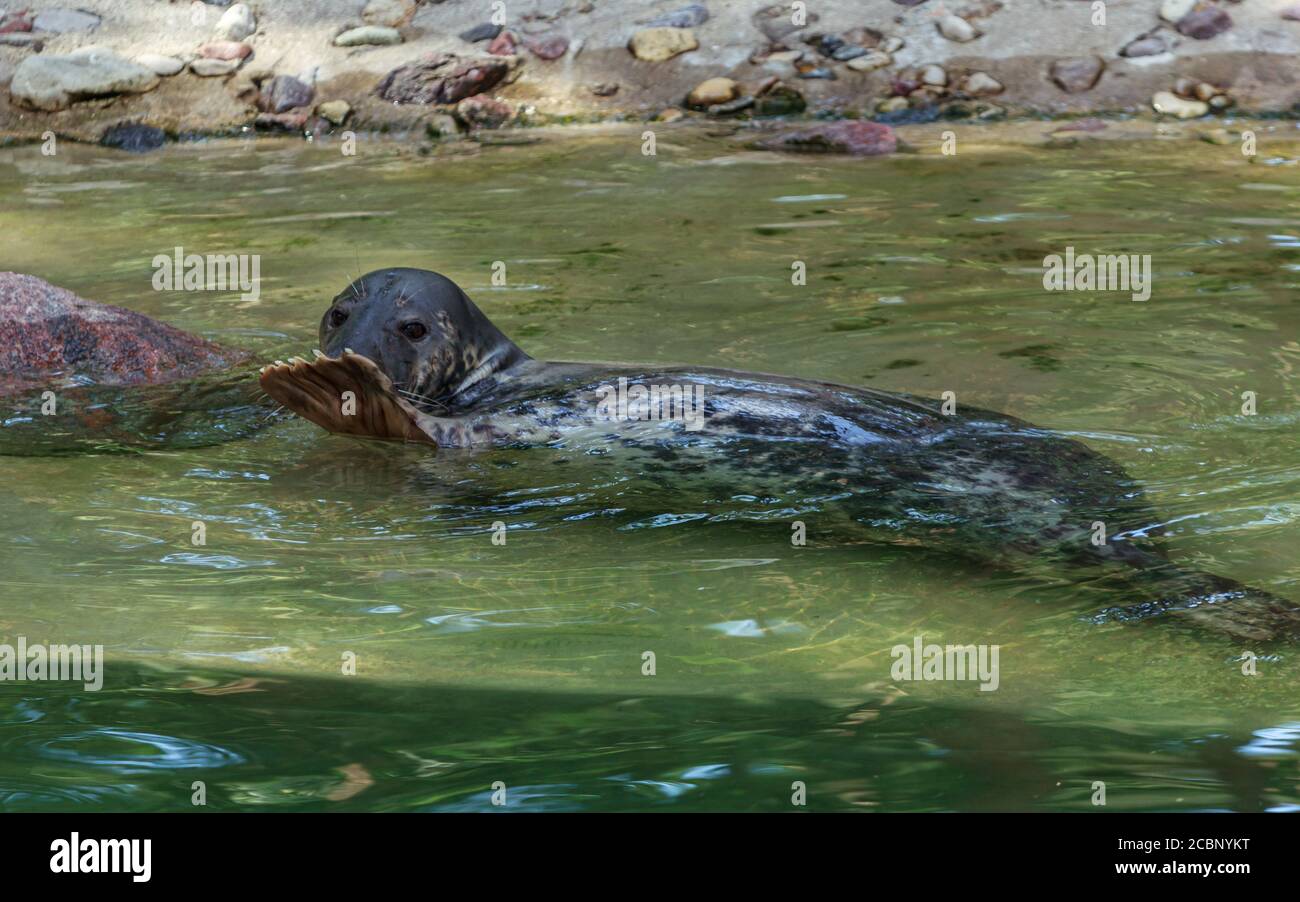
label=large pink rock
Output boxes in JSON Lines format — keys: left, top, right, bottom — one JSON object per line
{"left": 375, "top": 53, "right": 509, "bottom": 105}
{"left": 0, "top": 272, "right": 243, "bottom": 393}
{"left": 758, "top": 120, "right": 897, "bottom": 156}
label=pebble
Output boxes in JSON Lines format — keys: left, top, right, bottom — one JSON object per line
{"left": 1121, "top": 34, "right": 1167, "bottom": 58}
{"left": 1193, "top": 81, "right": 1221, "bottom": 102}
{"left": 1208, "top": 93, "right": 1233, "bottom": 110}
{"left": 1199, "top": 128, "right": 1234, "bottom": 145}
{"left": 10, "top": 48, "right": 159, "bottom": 110}
{"left": 961, "top": 71, "right": 1003, "bottom": 95}
{"left": 525, "top": 35, "right": 569, "bottom": 60}
{"left": 487, "top": 31, "right": 516, "bottom": 55}
{"left": 455, "top": 95, "right": 515, "bottom": 129}
{"left": 1152, "top": 90, "right": 1208, "bottom": 118}
{"left": 656, "top": 107, "right": 686, "bottom": 122}
{"left": 316, "top": 100, "right": 351, "bottom": 125}
{"left": 796, "top": 66, "right": 836, "bottom": 80}
{"left": 757, "top": 120, "right": 896, "bottom": 155}
{"left": 459, "top": 23, "right": 501, "bottom": 43}
{"left": 877, "top": 96, "right": 909, "bottom": 113}
{"left": 846, "top": 51, "right": 891, "bottom": 72}
{"left": 190, "top": 58, "right": 240, "bottom": 77}
{"left": 362, "top": 0, "right": 416, "bottom": 28}
{"left": 199, "top": 41, "right": 252, "bottom": 61}
{"left": 1177, "top": 6, "right": 1232, "bottom": 40}
{"left": 334, "top": 26, "right": 403, "bottom": 47}
{"left": 920, "top": 64, "right": 947, "bottom": 87}
{"left": 0, "top": 11, "right": 33, "bottom": 34}
{"left": 136, "top": 53, "right": 185, "bottom": 76}
{"left": 215, "top": 3, "right": 255, "bottom": 41}
{"left": 937, "top": 15, "right": 978, "bottom": 43}
{"left": 881, "top": 37, "right": 905, "bottom": 53}
{"left": 1159, "top": 0, "right": 1197, "bottom": 23}
{"left": 31, "top": 8, "right": 100, "bottom": 33}
{"left": 753, "top": 4, "right": 817, "bottom": 41}
{"left": 687, "top": 76, "right": 739, "bottom": 108}
{"left": 645, "top": 3, "right": 709, "bottom": 28}
{"left": 260, "top": 74, "right": 314, "bottom": 113}
{"left": 425, "top": 113, "right": 460, "bottom": 138}
{"left": 590, "top": 82, "right": 618, "bottom": 96}
{"left": 255, "top": 110, "right": 309, "bottom": 131}
{"left": 1050, "top": 57, "right": 1104, "bottom": 93}
{"left": 628, "top": 27, "right": 698, "bottom": 61}
{"left": 0, "top": 32, "right": 38, "bottom": 47}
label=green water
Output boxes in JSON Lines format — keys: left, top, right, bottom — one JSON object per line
{"left": 1, "top": 125, "right": 1299, "bottom": 811}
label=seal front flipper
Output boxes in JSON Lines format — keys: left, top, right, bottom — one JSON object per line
{"left": 259, "top": 351, "right": 438, "bottom": 446}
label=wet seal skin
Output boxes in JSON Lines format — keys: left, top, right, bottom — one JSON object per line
{"left": 262, "top": 267, "right": 1300, "bottom": 643}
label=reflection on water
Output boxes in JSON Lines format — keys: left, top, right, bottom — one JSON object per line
{"left": 0, "top": 128, "right": 1298, "bottom": 811}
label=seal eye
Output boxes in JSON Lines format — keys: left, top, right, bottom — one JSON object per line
{"left": 399, "top": 321, "right": 428, "bottom": 341}
{"left": 329, "top": 308, "right": 348, "bottom": 328}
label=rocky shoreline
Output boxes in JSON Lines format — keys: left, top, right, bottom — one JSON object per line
{"left": 0, "top": 0, "right": 1296, "bottom": 150}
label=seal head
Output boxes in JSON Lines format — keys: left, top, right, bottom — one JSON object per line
{"left": 319, "top": 268, "right": 528, "bottom": 412}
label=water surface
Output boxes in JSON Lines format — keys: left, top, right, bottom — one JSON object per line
{"left": 1, "top": 125, "right": 1299, "bottom": 811}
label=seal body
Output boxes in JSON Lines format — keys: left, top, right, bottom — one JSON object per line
{"left": 259, "top": 267, "right": 1300, "bottom": 641}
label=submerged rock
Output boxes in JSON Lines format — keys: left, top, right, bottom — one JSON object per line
{"left": 758, "top": 120, "right": 896, "bottom": 155}
{"left": 11, "top": 49, "right": 160, "bottom": 111}
{"left": 376, "top": 54, "right": 509, "bottom": 105}
{"left": 0, "top": 273, "right": 237, "bottom": 389}
{"left": 100, "top": 122, "right": 166, "bottom": 153}
{"left": 628, "top": 27, "right": 698, "bottom": 61}
{"left": 754, "top": 83, "right": 805, "bottom": 116}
